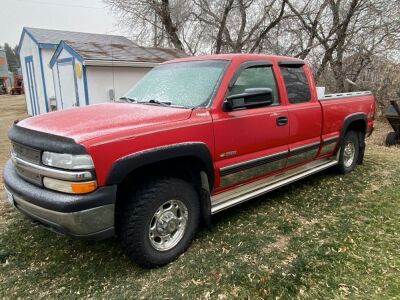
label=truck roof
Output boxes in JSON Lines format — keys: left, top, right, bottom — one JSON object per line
{"left": 164, "top": 53, "right": 305, "bottom": 64}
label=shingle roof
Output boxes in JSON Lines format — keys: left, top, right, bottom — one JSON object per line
{"left": 25, "top": 27, "right": 187, "bottom": 63}
{"left": 64, "top": 40, "right": 187, "bottom": 63}
{"left": 25, "top": 27, "right": 131, "bottom": 46}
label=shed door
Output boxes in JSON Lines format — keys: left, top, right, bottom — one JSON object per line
{"left": 25, "top": 56, "right": 40, "bottom": 115}
{"left": 57, "top": 59, "right": 78, "bottom": 108}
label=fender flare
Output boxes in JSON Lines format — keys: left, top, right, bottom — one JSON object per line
{"left": 336, "top": 113, "right": 367, "bottom": 162}
{"left": 339, "top": 112, "right": 367, "bottom": 143}
{"left": 105, "top": 142, "right": 214, "bottom": 190}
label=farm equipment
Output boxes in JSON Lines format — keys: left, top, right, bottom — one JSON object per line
{"left": 0, "top": 77, "right": 8, "bottom": 95}
{"left": 385, "top": 100, "right": 400, "bottom": 146}
{"left": 9, "top": 73, "right": 24, "bottom": 95}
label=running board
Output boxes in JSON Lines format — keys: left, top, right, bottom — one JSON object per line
{"left": 211, "top": 158, "right": 338, "bottom": 214}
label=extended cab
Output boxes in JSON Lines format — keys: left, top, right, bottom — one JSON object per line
{"left": 3, "top": 54, "right": 375, "bottom": 268}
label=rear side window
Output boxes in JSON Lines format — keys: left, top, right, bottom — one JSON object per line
{"left": 229, "top": 66, "right": 279, "bottom": 105}
{"left": 280, "top": 66, "right": 311, "bottom": 104}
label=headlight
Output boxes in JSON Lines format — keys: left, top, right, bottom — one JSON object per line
{"left": 42, "top": 152, "right": 94, "bottom": 170}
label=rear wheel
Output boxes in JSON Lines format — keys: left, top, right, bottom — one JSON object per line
{"left": 385, "top": 131, "right": 398, "bottom": 146}
{"left": 117, "top": 177, "right": 200, "bottom": 268}
{"left": 337, "top": 131, "right": 360, "bottom": 174}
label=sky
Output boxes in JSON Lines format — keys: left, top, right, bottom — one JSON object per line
{"left": 0, "top": 0, "right": 125, "bottom": 47}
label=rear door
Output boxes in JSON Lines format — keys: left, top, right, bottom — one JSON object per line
{"left": 279, "top": 62, "right": 322, "bottom": 166}
{"left": 213, "top": 61, "right": 289, "bottom": 190}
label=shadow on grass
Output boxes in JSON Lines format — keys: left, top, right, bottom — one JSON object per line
{"left": 0, "top": 212, "right": 152, "bottom": 287}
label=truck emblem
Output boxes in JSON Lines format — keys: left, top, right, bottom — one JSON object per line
{"left": 196, "top": 112, "right": 210, "bottom": 117}
{"left": 220, "top": 150, "right": 237, "bottom": 158}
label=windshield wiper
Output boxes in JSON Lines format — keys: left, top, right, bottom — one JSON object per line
{"left": 119, "top": 96, "right": 137, "bottom": 103}
{"left": 138, "top": 99, "right": 172, "bottom": 106}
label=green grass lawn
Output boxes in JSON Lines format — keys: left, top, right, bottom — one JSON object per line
{"left": 1, "top": 145, "right": 400, "bottom": 299}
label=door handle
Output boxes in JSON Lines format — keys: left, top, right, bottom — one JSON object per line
{"left": 276, "top": 116, "right": 288, "bottom": 126}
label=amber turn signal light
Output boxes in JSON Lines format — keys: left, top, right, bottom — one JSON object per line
{"left": 71, "top": 181, "right": 98, "bottom": 194}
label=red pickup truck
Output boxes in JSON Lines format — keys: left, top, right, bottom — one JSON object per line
{"left": 3, "top": 54, "right": 375, "bottom": 268}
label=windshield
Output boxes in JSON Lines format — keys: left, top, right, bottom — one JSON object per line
{"left": 123, "top": 60, "right": 229, "bottom": 108}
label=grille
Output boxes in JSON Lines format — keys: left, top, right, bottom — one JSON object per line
{"left": 15, "top": 165, "right": 43, "bottom": 186}
{"left": 11, "top": 142, "right": 43, "bottom": 187}
{"left": 12, "top": 142, "right": 41, "bottom": 164}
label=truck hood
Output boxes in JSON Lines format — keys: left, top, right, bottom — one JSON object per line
{"left": 18, "top": 103, "right": 192, "bottom": 143}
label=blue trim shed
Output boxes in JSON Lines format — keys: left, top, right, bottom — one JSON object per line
{"left": 18, "top": 27, "right": 177, "bottom": 115}
{"left": 49, "top": 39, "right": 186, "bottom": 110}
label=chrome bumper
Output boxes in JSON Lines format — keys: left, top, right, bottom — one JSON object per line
{"left": 3, "top": 159, "right": 116, "bottom": 240}
{"left": 14, "top": 194, "right": 115, "bottom": 238}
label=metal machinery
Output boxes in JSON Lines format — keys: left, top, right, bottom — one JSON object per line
{"left": 385, "top": 100, "right": 400, "bottom": 146}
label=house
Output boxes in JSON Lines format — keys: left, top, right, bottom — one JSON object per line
{"left": 0, "top": 47, "right": 11, "bottom": 94}
{"left": 18, "top": 27, "right": 186, "bottom": 115}
{"left": 49, "top": 39, "right": 186, "bottom": 110}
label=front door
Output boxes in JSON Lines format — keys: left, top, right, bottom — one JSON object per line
{"left": 213, "top": 62, "right": 290, "bottom": 190}
{"left": 57, "top": 58, "right": 79, "bottom": 109}
{"left": 25, "top": 56, "right": 39, "bottom": 115}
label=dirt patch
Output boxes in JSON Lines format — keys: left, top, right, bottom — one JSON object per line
{"left": 0, "top": 95, "right": 28, "bottom": 212}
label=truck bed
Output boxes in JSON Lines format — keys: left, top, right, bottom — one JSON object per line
{"left": 318, "top": 91, "right": 372, "bottom": 101}
{"left": 318, "top": 91, "right": 375, "bottom": 138}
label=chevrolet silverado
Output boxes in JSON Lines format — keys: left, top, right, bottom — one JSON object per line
{"left": 3, "top": 54, "right": 375, "bottom": 268}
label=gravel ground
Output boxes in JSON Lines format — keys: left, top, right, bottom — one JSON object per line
{"left": 0, "top": 95, "right": 28, "bottom": 213}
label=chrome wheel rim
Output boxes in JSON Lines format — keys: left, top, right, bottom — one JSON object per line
{"left": 343, "top": 140, "right": 356, "bottom": 167}
{"left": 148, "top": 199, "right": 188, "bottom": 251}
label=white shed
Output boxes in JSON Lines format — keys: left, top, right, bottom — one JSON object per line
{"left": 49, "top": 40, "right": 186, "bottom": 109}
{"left": 18, "top": 27, "right": 186, "bottom": 115}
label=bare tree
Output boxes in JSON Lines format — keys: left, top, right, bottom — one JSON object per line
{"left": 191, "top": 0, "right": 288, "bottom": 53}
{"left": 106, "top": 0, "right": 192, "bottom": 49}
{"left": 105, "top": 0, "right": 400, "bottom": 111}
{"left": 105, "top": 0, "right": 289, "bottom": 54}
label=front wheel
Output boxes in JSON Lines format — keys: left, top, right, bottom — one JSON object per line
{"left": 117, "top": 177, "right": 200, "bottom": 268}
{"left": 337, "top": 131, "right": 360, "bottom": 174}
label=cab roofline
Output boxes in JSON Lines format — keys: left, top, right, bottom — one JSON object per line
{"left": 162, "top": 53, "right": 305, "bottom": 65}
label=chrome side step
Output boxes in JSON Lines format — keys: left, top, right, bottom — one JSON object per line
{"left": 211, "top": 158, "right": 338, "bottom": 214}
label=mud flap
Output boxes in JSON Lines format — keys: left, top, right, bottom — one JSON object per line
{"left": 199, "top": 188, "right": 212, "bottom": 227}
{"left": 357, "top": 132, "right": 366, "bottom": 164}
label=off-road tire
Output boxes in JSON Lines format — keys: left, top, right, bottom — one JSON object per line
{"left": 117, "top": 177, "right": 200, "bottom": 268}
{"left": 337, "top": 130, "right": 360, "bottom": 174}
{"left": 385, "top": 131, "right": 398, "bottom": 147}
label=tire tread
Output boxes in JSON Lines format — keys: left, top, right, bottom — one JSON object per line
{"left": 117, "top": 177, "right": 199, "bottom": 268}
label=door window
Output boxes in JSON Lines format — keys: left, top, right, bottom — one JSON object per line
{"left": 229, "top": 66, "right": 279, "bottom": 105}
{"left": 280, "top": 66, "right": 311, "bottom": 103}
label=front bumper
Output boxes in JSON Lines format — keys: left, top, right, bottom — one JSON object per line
{"left": 3, "top": 159, "right": 117, "bottom": 239}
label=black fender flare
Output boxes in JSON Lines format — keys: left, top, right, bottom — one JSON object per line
{"left": 105, "top": 142, "right": 214, "bottom": 190}
{"left": 337, "top": 112, "right": 367, "bottom": 163}
{"left": 338, "top": 113, "right": 367, "bottom": 143}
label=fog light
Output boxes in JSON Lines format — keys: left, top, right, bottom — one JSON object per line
{"left": 43, "top": 177, "right": 97, "bottom": 194}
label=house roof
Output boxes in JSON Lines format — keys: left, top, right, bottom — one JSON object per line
{"left": 63, "top": 40, "right": 187, "bottom": 64}
{"left": 23, "top": 27, "right": 132, "bottom": 47}
{"left": 21, "top": 27, "right": 187, "bottom": 67}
